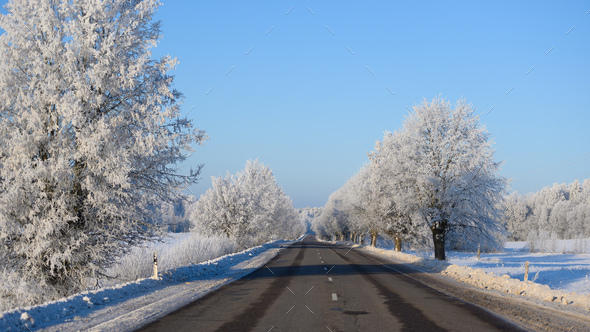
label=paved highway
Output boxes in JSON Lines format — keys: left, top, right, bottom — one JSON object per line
{"left": 136, "top": 235, "right": 533, "bottom": 331}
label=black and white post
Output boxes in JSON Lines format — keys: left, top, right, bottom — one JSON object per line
{"left": 153, "top": 251, "right": 158, "bottom": 280}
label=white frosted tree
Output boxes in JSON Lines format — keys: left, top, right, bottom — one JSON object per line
{"left": 313, "top": 188, "right": 351, "bottom": 241}
{"left": 398, "top": 97, "right": 507, "bottom": 260}
{"left": 503, "top": 179, "right": 590, "bottom": 242}
{"left": 0, "top": 0, "right": 206, "bottom": 303}
{"left": 503, "top": 192, "right": 529, "bottom": 241}
{"left": 191, "top": 160, "right": 300, "bottom": 248}
{"left": 368, "top": 130, "right": 429, "bottom": 251}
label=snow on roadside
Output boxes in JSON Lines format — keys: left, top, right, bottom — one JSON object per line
{"left": 339, "top": 242, "right": 590, "bottom": 310}
{"left": 448, "top": 251, "right": 590, "bottom": 295}
{"left": 0, "top": 237, "right": 301, "bottom": 332}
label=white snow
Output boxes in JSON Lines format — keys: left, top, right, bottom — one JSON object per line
{"left": 352, "top": 239, "right": 590, "bottom": 310}
{"left": 0, "top": 236, "right": 302, "bottom": 332}
{"left": 448, "top": 252, "right": 590, "bottom": 295}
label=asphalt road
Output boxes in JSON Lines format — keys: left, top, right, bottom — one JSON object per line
{"left": 136, "top": 235, "right": 527, "bottom": 331}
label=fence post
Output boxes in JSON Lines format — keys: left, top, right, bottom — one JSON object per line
{"left": 524, "top": 261, "right": 529, "bottom": 282}
{"left": 152, "top": 251, "right": 158, "bottom": 280}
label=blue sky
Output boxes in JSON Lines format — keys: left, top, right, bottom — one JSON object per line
{"left": 149, "top": 1, "right": 590, "bottom": 208}
{"left": 2, "top": 1, "right": 584, "bottom": 208}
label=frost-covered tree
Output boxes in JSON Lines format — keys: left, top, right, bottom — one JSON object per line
{"left": 298, "top": 207, "right": 322, "bottom": 234}
{"left": 0, "top": 0, "right": 206, "bottom": 303}
{"left": 191, "top": 160, "right": 300, "bottom": 248}
{"left": 313, "top": 188, "right": 351, "bottom": 241}
{"left": 502, "top": 179, "right": 590, "bottom": 242}
{"left": 368, "top": 130, "right": 429, "bottom": 250}
{"left": 397, "top": 97, "right": 507, "bottom": 260}
{"left": 503, "top": 192, "right": 529, "bottom": 241}
{"left": 315, "top": 98, "right": 506, "bottom": 259}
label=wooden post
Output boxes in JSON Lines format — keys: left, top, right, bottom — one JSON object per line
{"left": 524, "top": 261, "right": 530, "bottom": 282}
{"left": 477, "top": 244, "right": 481, "bottom": 260}
{"left": 153, "top": 251, "right": 158, "bottom": 280}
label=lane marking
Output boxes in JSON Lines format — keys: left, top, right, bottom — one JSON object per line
{"left": 306, "top": 305, "right": 315, "bottom": 314}
{"left": 321, "top": 260, "right": 324, "bottom": 263}
{"left": 332, "top": 293, "right": 338, "bottom": 301}
{"left": 328, "top": 277, "right": 333, "bottom": 282}
{"left": 286, "top": 286, "right": 295, "bottom": 294}
{"left": 325, "top": 266, "right": 334, "bottom": 274}
{"left": 286, "top": 306, "right": 294, "bottom": 314}
{"left": 306, "top": 286, "right": 314, "bottom": 294}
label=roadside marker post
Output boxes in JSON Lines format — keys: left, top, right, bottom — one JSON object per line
{"left": 153, "top": 251, "right": 158, "bottom": 280}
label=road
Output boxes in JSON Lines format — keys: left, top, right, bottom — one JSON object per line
{"left": 136, "top": 235, "right": 536, "bottom": 331}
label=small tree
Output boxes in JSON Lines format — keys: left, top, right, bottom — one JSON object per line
{"left": 0, "top": 0, "right": 206, "bottom": 302}
{"left": 191, "top": 160, "right": 299, "bottom": 248}
{"left": 398, "top": 97, "right": 507, "bottom": 260}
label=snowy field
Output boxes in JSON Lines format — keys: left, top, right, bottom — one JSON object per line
{"left": 447, "top": 239, "right": 590, "bottom": 295}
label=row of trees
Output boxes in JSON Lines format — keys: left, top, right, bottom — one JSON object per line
{"left": 298, "top": 207, "right": 323, "bottom": 234}
{"left": 190, "top": 160, "right": 303, "bottom": 248}
{"left": 313, "top": 97, "right": 508, "bottom": 260}
{"left": 504, "top": 179, "right": 590, "bottom": 241}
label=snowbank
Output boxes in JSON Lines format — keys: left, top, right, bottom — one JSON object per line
{"left": 351, "top": 243, "right": 590, "bottom": 310}
{"left": 448, "top": 251, "right": 590, "bottom": 295}
{"left": 0, "top": 238, "right": 297, "bottom": 332}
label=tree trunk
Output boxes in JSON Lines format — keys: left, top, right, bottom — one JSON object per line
{"left": 339, "top": 233, "right": 345, "bottom": 241}
{"left": 432, "top": 227, "right": 446, "bottom": 260}
{"left": 370, "top": 230, "right": 378, "bottom": 247}
{"left": 394, "top": 235, "right": 402, "bottom": 252}
{"left": 350, "top": 232, "right": 355, "bottom": 242}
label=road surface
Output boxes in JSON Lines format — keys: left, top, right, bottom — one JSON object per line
{"left": 137, "top": 235, "right": 539, "bottom": 331}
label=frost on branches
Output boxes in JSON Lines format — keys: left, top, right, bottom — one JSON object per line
{"left": 398, "top": 97, "right": 507, "bottom": 260}
{"left": 0, "top": 0, "right": 206, "bottom": 308}
{"left": 314, "top": 97, "right": 507, "bottom": 261}
{"left": 190, "top": 160, "right": 302, "bottom": 249}
{"left": 503, "top": 180, "right": 590, "bottom": 247}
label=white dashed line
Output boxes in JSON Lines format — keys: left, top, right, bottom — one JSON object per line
{"left": 332, "top": 293, "right": 338, "bottom": 301}
{"left": 328, "top": 277, "right": 333, "bottom": 282}
{"left": 321, "top": 260, "right": 324, "bottom": 263}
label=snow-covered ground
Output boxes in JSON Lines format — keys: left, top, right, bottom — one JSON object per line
{"left": 448, "top": 241, "right": 590, "bottom": 295}
{"left": 354, "top": 238, "right": 590, "bottom": 310}
{"left": 0, "top": 235, "right": 301, "bottom": 332}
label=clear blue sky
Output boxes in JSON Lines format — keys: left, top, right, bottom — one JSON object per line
{"left": 4, "top": 1, "right": 586, "bottom": 208}
{"left": 149, "top": 1, "right": 590, "bottom": 208}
